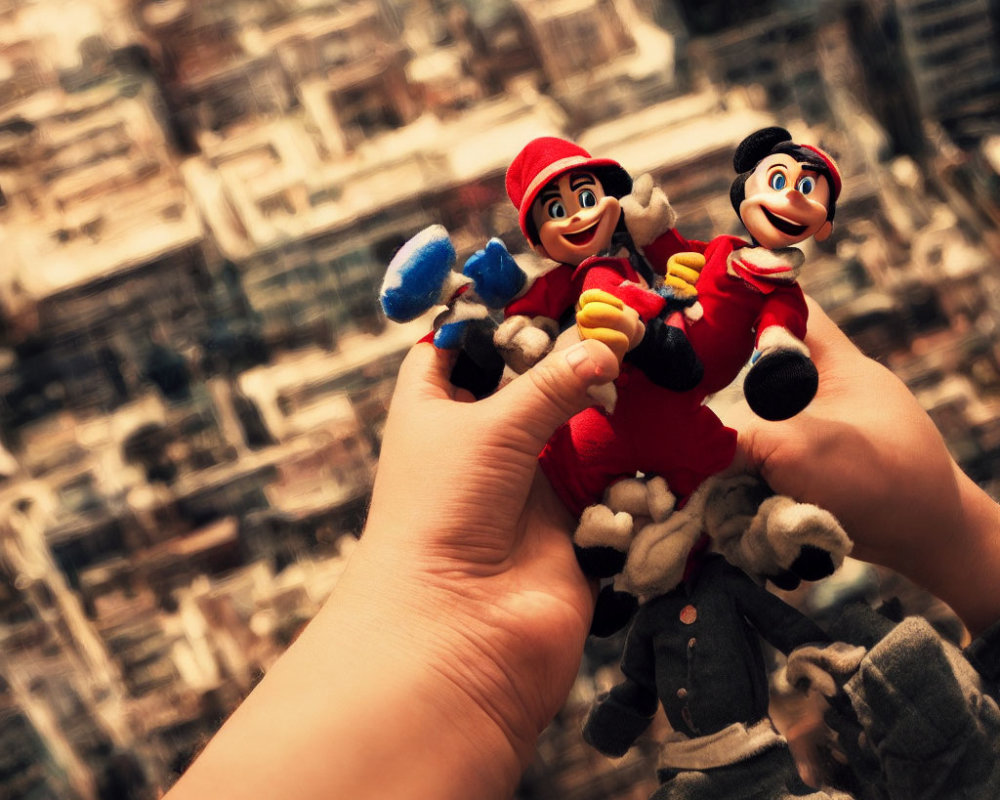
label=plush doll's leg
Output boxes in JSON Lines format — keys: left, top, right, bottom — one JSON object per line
{"left": 574, "top": 477, "right": 673, "bottom": 637}
{"left": 448, "top": 320, "right": 506, "bottom": 399}
{"left": 589, "top": 582, "right": 639, "bottom": 638}
{"left": 624, "top": 315, "right": 703, "bottom": 392}
{"left": 743, "top": 349, "right": 819, "bottom": 421}
{"left": 380, "top": 224, "right": 465, "bottom": 322}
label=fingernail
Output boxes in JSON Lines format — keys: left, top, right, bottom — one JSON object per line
{"left": 565, "top": 340, "right": 616, "bottom": 382}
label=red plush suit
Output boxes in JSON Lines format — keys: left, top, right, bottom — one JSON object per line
{"left": 648, "top": 231, "right": 809, "bottom": 396}
{"left": 538, "top": 231, "right": 808, "bottom": 517}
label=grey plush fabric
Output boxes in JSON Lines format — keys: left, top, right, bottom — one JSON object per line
{"left": 648, "top": 744, "right": 851, "bottom": 800}
{"left": 828, "top": 614, "right": 1000, "bottom": 800}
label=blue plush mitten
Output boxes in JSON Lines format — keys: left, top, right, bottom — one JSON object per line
{"left": 380, "top": 225, "right": 458, "bottom": 322}
{"left": 462, "top": 238, "right": 526, "bottom": 309}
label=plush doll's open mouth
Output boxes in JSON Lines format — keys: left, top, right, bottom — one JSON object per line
{"left": 564, "top": 222, "right": 599, "bottom": 247}
{"left": 762, "top": 207, "right": 807, "bottom": 237}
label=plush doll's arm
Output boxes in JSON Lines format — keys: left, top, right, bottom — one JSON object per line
{"left": 583, "top": 678, "right": 658, "bottom": 757}
{"left": 583, "top": 617, "right": 659, "bottom": 756}
{"left": 703, "top": 474, "right": 852, "bottom": 590}
{"left": 729, "top": 566, "right": 829, "bottom": 654}
{"left": 579, "top": 261, "right": 665, "bottom": 322}
{"left": 575, "top": 289, "right": 645, "bottom": 364}
{"left": 620, "top": 173, "right": 677, "bottom": 248}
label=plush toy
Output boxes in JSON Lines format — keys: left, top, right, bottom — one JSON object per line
{"left": 638, "top": 126, "right": 842, "bottom": 421}
{"left": 552, "top": 126, "right": 842, "bottom": 581}
{"left": 581, "top": 478, "right": 857, "bottom": 800}
{"left": 497, "top": 136, "right": 702, "bottom": 391}
{"left": 579, "top": 472, "right": 853, "bottom": 636}
{"left": 787, "top": 605, "right": 1000, "bottom": 800}
{"left": 379, "top": 224, "right": 526, "bottom": 398}
{"left": 491, "top": 138, "right": 738, "bottom": 527}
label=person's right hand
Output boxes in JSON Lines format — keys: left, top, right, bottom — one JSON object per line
{"left": 719, "top": 296, "right": 1000, "bottom": 634}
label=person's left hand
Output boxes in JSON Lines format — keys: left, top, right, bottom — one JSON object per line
{"left": 348, "top": 338, "right": 620, "bottom": 792}
{"left": 165, "top": 338, "right": 620, "bottom": 800}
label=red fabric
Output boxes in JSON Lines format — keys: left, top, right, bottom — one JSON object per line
{"left": 682, "top": 235, "right": 807, "bottom": 395}
{"left": 540, "top": 367, "right": 737, "bottom": 518}
{"left": 537, "top": 231, "right": 809, "bottom": 514}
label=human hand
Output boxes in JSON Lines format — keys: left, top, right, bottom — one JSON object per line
{"left": 719, "top": 296, "right": 1000, "bottom": 633}
{"left": 167, "top": 338, "right": 620, "bottom": 800}
{"left": 575, "top": 288, "right": 644, "bottom": 363}
{"left": 356, "top": 338, "right": 621, "bottom": 793}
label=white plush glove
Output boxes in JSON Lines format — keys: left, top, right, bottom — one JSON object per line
{"left": 620, "top": 173, "right": 677, "bottom": 247}
{"left": 786, "top": 642, "right": 867, "bottom": 697}
{"left": 494, "top": 315, "right": 558, "bottom": 373}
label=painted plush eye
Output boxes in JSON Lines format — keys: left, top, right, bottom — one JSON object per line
{"left": 796, "top": 175, "right": 816, "bottom": 195}
{"left": 769, "top": 171, "right": 787, "bottom": 191}
{"left": 578, "top": 189, "right": 598, "bottom": 208}
{"left": 547, "top": 200, "right": 566, "bottom": 219}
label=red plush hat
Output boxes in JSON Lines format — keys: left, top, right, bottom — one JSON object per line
{"left": 506, "top": 137, "right": 632, "bottom": 243}
{"left": 798, "top": 143, "right": 842, "bottom": 201}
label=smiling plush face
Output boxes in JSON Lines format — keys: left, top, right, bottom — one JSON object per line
{"left": 739, "top": 153, "right": 833, "bottom": 250}
{"left": 530, "top": 170, "right": 621, "bottom": 265}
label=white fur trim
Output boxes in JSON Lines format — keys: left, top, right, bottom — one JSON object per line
{"left": 434, "top": 295, "right": 490, "bottom": 327}
{"left": 726, "top": 246, "right": 804, "bottom": 283}
{"left": 604, "top": 477, "right": 652, "bottom": 517}
{"left": 755, "top": 324, "right": 809, "bottom": 357}
{"left": 494, "top": 315, "right": 555, "bottom": 373}
{"left": 765, "top": 500, "right": 851, "bottom": 568}
{"left": 622, "top": 508, "right": 703, "bottom": 597}
{"left": 574, "top": 504, "right": 635, "bottom": 551}
{"left": 658, "top": 719, "right": 785, "bottom": 771}
{"left": 645, "top": 476, "right": 676, "bottom": 523}
{"left": 587, "top": 381, "right": 617, "bottom": 414}
{"left": 684, "top": 301, "right": 704, "bottom": 323}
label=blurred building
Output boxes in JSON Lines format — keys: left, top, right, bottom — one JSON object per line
{"left": 0, "top": 0, "right": 997, "bottom": 797}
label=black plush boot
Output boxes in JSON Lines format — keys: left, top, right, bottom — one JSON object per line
{"left": 624, "top": 317, "right": 703, "bottom": 392}
{"left": 743, "top": 349, "right": 818, "bottom": 421}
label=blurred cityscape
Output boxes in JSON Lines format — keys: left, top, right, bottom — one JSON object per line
{"left": 0, "top": 0, "right": 998, "bottom": 797}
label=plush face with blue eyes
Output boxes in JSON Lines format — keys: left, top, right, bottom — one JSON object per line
{"left": 530, "top": 170, "right": 621, "bottom": 265}
{"left": 739, "top": 153, "right": 833, "bottom": 250}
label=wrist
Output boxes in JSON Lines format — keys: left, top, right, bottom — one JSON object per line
{"left": 171, "top": 538, "right": 527, "bottom": 800}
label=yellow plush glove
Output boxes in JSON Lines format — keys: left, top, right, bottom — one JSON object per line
{"left": 576, "top": 289, "right": 643, "bottom": 363}
{"left": 664, "top": 252, "right": 704, "bottom": 298}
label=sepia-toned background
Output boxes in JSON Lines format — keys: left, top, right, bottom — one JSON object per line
{"left": 0, "top": 0, "right": 998, "bottom": 797}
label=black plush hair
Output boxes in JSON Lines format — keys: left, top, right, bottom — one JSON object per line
{"left": 729, "top": 126, "right": 837, "bottom": 223}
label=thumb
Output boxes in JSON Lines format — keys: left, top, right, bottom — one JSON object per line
{"left": 485, "top": 339, "right": 619, "bottom": 454}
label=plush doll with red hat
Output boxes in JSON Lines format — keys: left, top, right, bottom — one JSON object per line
{"left": 496, "top": 136, "right": 702, "bottom": 392}
{"left": 493, "top": 137, "right": 739, "bottom": 577}
{"left": 639, "top": 126, "right": 843, "bottom": 421}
